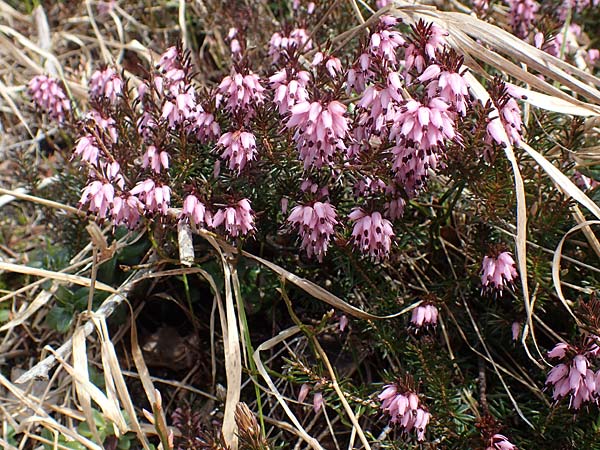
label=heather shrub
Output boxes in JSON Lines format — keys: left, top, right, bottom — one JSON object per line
{"left": 1, "top": 0, "right": 600, "bottom": 449}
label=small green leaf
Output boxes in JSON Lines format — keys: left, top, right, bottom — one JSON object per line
{"left": 45, "top": 306, "right": 73, "bottom": 332}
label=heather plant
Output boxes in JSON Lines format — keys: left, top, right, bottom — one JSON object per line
{"left": 1, "top": 0, "right": 600, "bottom": 449}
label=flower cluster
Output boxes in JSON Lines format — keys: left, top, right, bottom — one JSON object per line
{"left": 480, "top": 250, "right": 518, "bottom": 294}
{"left": 348, "top": 208, "right": 394, "bottom": 260}
{"left": 545, "top": 340, "right": 600, "bottom": 409}
{"left": 506, "top": 0, "right": 539, "bottom": 39}
{"left": 410, "top": 302, "right": 439, "bottom": 329}
{"left": 486, "top": 433, "right": 518, "bottom": 450}
{"left": 378, "top": 383, "right": 431, "bottom": 441}
{"left": 28, "top": 75, "right": 71, "bottom": 123}
{"left": 89, "top": 67, "right": 123, "bottom": 103}
{"left": 287, "top": 201, "right": 338, "bottom": 262}
{"left": 286, "top": 100, "right": 349, "bottom": 169}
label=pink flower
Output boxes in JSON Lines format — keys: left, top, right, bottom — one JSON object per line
{"left": 378, "top": 383, "right": 431, "bottom": 441}
{"left": 573, "top": 171, "right": 600, "bottom": 191}
{"left": 298, "top": 384, "right": 310, "bottom": 403}
{"left": 545, "top": 352, "right": 596, "bottom": 409}
{"left": 547, "top": 342, "right": 570, "bottom": 359}
{"left": 212, "top": 199, "right": 255, "bottom": 237}
{"left": 487, "top": 434, "right": 518, "bottom": 450}
{"left": 480, "top": 251, "right": 518, "bottom": 293}
{"left": 391, "top": 144, "right": 442, "bottom": 196}
{"left": 28, "top": 75, "right": 71, "bottom": 122}
{"left": 586, "top": 48, "right": 600, "bottom": 66}
{"left": 357, "top": 73, "right": 402, "bottom": 133}
{"left": 217, "top": 70, "right": 265, "bottom": 120}
{"left": 422, "top": 63, "right": 470, "bottom": 116}
{"left": 130, "top": 179, "right": 171, "bottom": 215}
{"left": 410, "top": 303, "right": 439, "bottom": 328}
{"left": 142, "top": 145, "right": 169, "bottom": 174}
{"left": 217, "top": 130, "right": 257, "bottom": 173}
{"left": 312, "top": 392, "right": 324, "bottom": 413}
{"left": 348, "top": 209, "right": 394, "bottom": 260}
{"left": 390, "top": 98, "right": 456, "bottom": 149}
{"left": 270, "top": 69, "right": 310, "bottom": 115}
{"left": 268, "top": 28, "right": 312, "bottom": 63}
{"left": 385, "top": 196, "right": 406, "bottom": 220}
{"left": 404, "top": 22, "right": 447, "bottom": 75}
{"left": 137, "top": 110, "right": 157, "bottom": 141}
{"left": 97, "top": 0, "right": 117, "bottom": 15}
{"left": 89, "top": 67, "right": 123, "bottom": 103}
{"left": 499, "top": 97, "right": 523, "bottom": 145}
{"left": 79, "top": 180, "right": 115, "bottom": 219}
{"left": 181, "top": 194, "right": 209, "bottom": 226}
{"left": 112, "top": 193, "right": 143, "bottom": 228}
{"left": 190, "top": 109, "right": 220, "bottom": 143}
{"left": 74, "top": 135, "right": 100, "bottom": 166}
{"left": 511, "top": 321, "right": 521, "bottom": 341}
{"left": 87, "top": 110, "right": 118, "bottom": 143}
{"left": 369, "top": 17, "right": 405, "bottom": 66}
{"left": 161, "top": 83, "right": 197, "bottom": 128}
{"left": 339, "top": 315, "right": 349, "bottom": 332}
{"left": 312, "top": 52, "right": 343, "bottom": 78}
{"left": 287, "top": 201, "right": 337, "bottom": 262}
{"left": 506, "top": 0, "right": 539, "bottom": 39}
{"left": 286, "top": 100, "right": 349, "bottom": 169}
{"left": 157, "top": 46, "right": 179, "bottom": 72}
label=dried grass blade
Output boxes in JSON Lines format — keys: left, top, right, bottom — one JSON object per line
{"left": 0, "top": 290, "right": 52, "bottom": 331}
{"left": 571, "top": 206, "right": 600, "bottom": 259}
{"left": 239, "top": 249, "right": 406, "bottom": 320}
{"left": 91, "top": 315, "right": 152, "bottom": 449}
{"left": 203, "top": 234, "right": 241, "bottom": 450}
{"left": 552, "top": 220, "right": 600, "bottom": 324}
{"left": 253, "top": 326, "right": 325, "bottom": 450}
{"left": 0, "top": 78, "right": 33, "bottom": 136}
{"left": 48, "top": 346, "right": 127, "bottom": 430}
{"left": 129, "top": 306, "right": 173, "bottom": 449}
{"left": 72, "top": 326, "right": 102, "bottom": 444}
{"left": 0, "top": 261, "right": 117, "bottom": 298}
{"left": 15, "top": 269, "right": 145, "bottom": 385}
{"left": 0, "top": 187, "right": 83, "bottom": 215}
{"left": 465, "top": 73, "right": 543, "bottom": 366}
{"left": 20, "top": 416, "right": 101, "bottom": 450}
{"left": 518, "top": 141, "right": 600, "bottom": 220}
{"left": 311, "top": 337, "right": 371, "bottom": 450}
{"left": 507, "top": 83, "right": 599, "bottom": 117}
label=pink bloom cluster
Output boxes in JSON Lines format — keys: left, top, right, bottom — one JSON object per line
{"left": 268, "top": 28, "right": 312, "bottom": 63}
{"left": 480, "top": 251, "right": 518, "bottom": 294}
{"left": 182, "top": 194, "right": 209, "bottom": 227}
{"left": 287, "top": 201, "right": 337, "bottom": 262}
{"left": 506, "top": 0, "right": 539, "bottom": 39}
{"left": 410, "top": 303, "right": 439, "bottom": 329}
{"left": 142, "top": 145, "right": 169, "bottom": 174}
{"left": 212, "top": 199, "right": 255, "bottom": 238}
{"left": 378, "top": 383, "right": 431, "bottom": 441}
{"left": 287, "top": 100, "right": 349, "bottom": 169}
{"left": 217, "top": 70, "right": 265, "bottom": 120}
{"left": 130, "top": 179, "right": 171, "bottom": 215}
{"left": 390, "top": 98, "right": 456, "bottom": 149}
{"left": 348, "top": 208, "right": 394, "bottom": 260}
{"left": 404, "top": 22, "right": 447, "bottom": 76}
{"left": 298, "top": 384, "right": 324, "bottom": 413}
{"left": 270, "top": 69, "right": 309, "bottom": 115}
{"left": 89, "top": 67, "right": 123, "bottom": 103}
{"left": 486, "top": 434, "right": 518, "bottom": 450}
{"left": 545, "top": 342, "right": 600, "bottom": 409}
{"left": 217, "top": 130, "right": 257, "bottom": 173}
{"left": 28, "top": 75, "right": 71, "bottom": 122}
